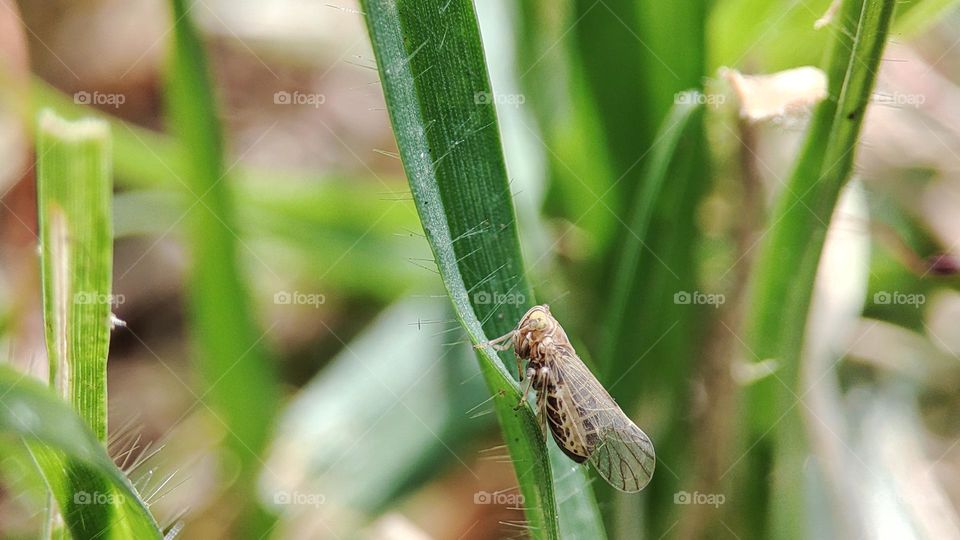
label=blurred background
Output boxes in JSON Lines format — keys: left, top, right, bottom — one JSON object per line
{"left": 2, "top": 0, "right": 960, "bottom": 538}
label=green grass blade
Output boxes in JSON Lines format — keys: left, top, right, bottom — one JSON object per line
{"left": 595, "top": 94, "right": 707, "bottom": 538}
{"left": 22, "top": 78, "right": 184, "bottom": 190}
{"left": 514, "top": 2, "right": 618, "bottom": 256}
{"left": 571, "top": 0, "right": 707, "bottom": 203}
{"left": 590, "top": 0, "right": 709, "bottom": 400}
{"left": 741, "top": 0, "right": 896, "bottom": 537}
{"left": 569, "top": 2, "right": 709, "bottom": 535}
{"left": 165, "top": 0, "right": 280, "bottom": 534}
{"left": 24, "top": 78, "right": 426, "bottom": 301}
{"left": 600, "top": 95, "right": 706, "bottom": 379}
{"left": 359, "top": 1, "right": 605, "bottom": 538}
{"left": 23, "top": 77, "right": 424, "bottom": 301}
{"left": 570, "top": 0, "right": 655, "bottom": 203}
{"left": 0, "top": 366, "right": 162, "bottom": 539}
{"left": 569, "top": 0, "right": 710, "bottom": 418}
{"left": 36, "top": 111, "right": 113, "bottom": 442}
{"left": 35, "top": 109, "right": 122, "bottom": 539}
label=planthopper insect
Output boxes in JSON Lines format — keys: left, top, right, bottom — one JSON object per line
{"left": 476, "top": 304, "right": 655, "bottom": 492}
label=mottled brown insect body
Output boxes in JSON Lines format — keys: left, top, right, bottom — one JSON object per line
{"left": 478, "top": 305, "right": 656, "bottom": 492}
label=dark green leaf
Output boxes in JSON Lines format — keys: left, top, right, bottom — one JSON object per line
{"left": 0, "top": 366, "right": 162, "bottom": 539}
{"left": 359, "top": 1, "right": 606, "bottom": 537}
{"left": 165, "top": 0, "right": 280, "bottom": 534}
{"left": 741, "top": 0, "right": 896, "bottom": 536}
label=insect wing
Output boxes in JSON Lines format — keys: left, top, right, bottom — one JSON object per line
{"left": 587, "top": 413, "right": 655, "bottom": 492}
{"left": 552, "top": 350, "right": 655, "bottom": 492}
{"left": 542, "top": 358, "right": 591, "bottom": 463}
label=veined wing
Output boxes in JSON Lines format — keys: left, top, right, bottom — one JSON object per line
{"left": 549, "top": 347, "right": 655, "bottom": 492}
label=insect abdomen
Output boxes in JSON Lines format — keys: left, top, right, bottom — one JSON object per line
{"left": 545, "top": 391, "right": 589, "bottom": 463}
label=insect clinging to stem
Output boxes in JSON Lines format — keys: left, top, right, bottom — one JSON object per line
{"left": 476, "top": 304, "right": 655, "bottom": 492}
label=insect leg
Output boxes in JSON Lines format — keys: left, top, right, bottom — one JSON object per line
{"left": 474, "top": 330, "right": 516, "bottom": 351}
{"left": 515, "top": 364, "right": 536, "bottom": 409}
{"left": 535, "top": 383, "right": 547, "bottom": 438}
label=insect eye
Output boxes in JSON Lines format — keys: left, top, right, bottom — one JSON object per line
{"left": 527, "top": 312, "right": 548, "bottom": 329}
